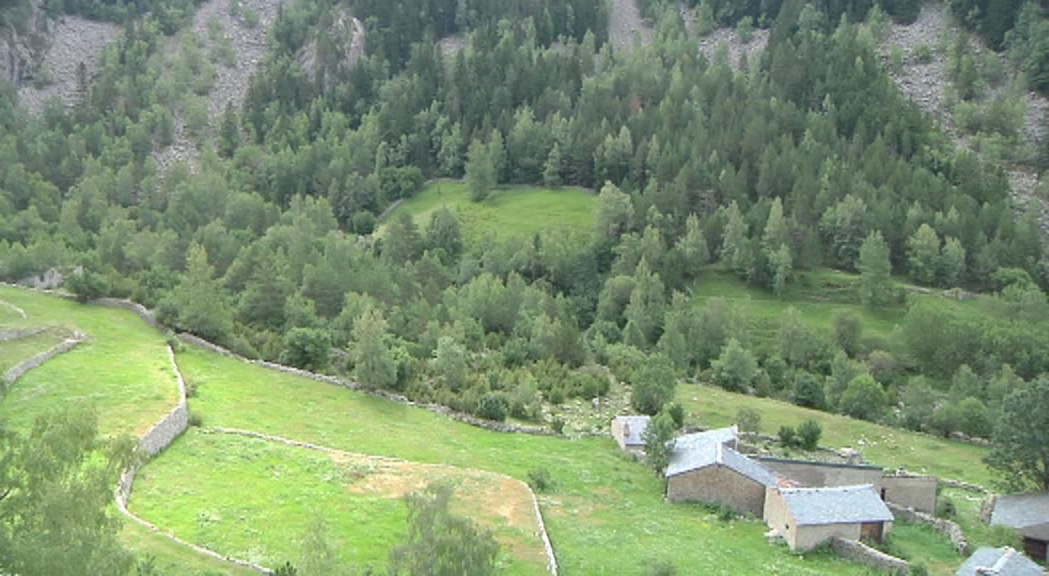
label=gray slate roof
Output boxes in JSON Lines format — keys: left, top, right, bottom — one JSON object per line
{"left": 779, "top": 484, "right": 894, "bottom": 526}
{"left": 665, "top": 426, "right": 775, "bottom": 486}
{"left": 992, "top": 493, "right": 1049, "bottom": 539}
{"left": 956, "top": 547, "right": 1045, "bottom": 576}
{"left": 614, "top": 415, "right": 650, "bottom": 446}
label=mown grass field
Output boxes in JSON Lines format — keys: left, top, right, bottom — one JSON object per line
{"left": 168, "top": 345, "right": 965, "bottom": 575}
{"left": 0, "top": 286, "right": 178, "bottom": 436}
{"left": 384, "top": 181, "right": 596, "bottom": 248}
{"left": 132, "top": 430, "right": 547, "bottom": 574}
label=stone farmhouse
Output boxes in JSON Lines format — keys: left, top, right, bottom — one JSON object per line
{"left": 956, "top": 546, "right": 1045, "bottom": 576}
{"left": 763, "top": 484, "right": 895, "bottom": 551}
{"left": 610, "top": 415, "right": 650, "bottom": 454}
{"left": 665, "top": 428, "right": 777, "bottom": 516}
{"left": 990, "top": 492, "right": 1049, "bottom": 562}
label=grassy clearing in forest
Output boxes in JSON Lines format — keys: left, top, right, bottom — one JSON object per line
{"left": 678, "top": 382, "right": 993, "bottom": 487}
{"left": 385, "top": 181, "right": 596, "bottom": 248}
{"left": 0, "top": 286, "right": 178, "bottom": 436}
{"left": 131, "top": 430, "right": 547, "bottom": 575}
{"left": 171, "top": 345, "right": 960, "bottom": 575}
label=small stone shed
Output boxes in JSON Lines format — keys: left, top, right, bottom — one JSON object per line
{"left": 764, "top": 484, "right": 894, "bottom": 551}
{"left": 955, "top": 546, "right": 1045, "bottom": 576}
{"left": 991, "top": 492, "right": 1049, "bottom": 562}
{"left": 665, "top": 426, "right": 777, "bottom": 516}
{"left": 610, "top": 415, "right": 650, "bottom": 453}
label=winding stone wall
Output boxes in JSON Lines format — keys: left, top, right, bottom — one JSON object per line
{"left": 831, "top": 537, "right": 909, "bottom": 575}
{"left": 89, "top": 298, "right": 161, "bottom": 329}
{"left": 0, "top": 326, "right": 46, "bottom": 341}
{"left": 887, "top": 502, "right": 969, "bottom": 556}
{"left": 4, "top": 334, "right": 84, "bottom": 383}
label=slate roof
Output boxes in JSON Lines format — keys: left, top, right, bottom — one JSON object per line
{"left": 613, "top": 415, "right": 650, "bottom": 446}
{"left": 665, "top": 426, "right": 776, "bottom": 487}
{"left": 956, "top": 547, "right": 1045, "bottom": 576}
{"left": 778, "top": 484, "right": 894, "bottom": 526}
{"left": 992, "top": 493, "right": 1049, "bottom": 539}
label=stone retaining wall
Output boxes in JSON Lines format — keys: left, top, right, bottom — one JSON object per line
{"left": 831, "top": 537, "right": 909, "bottom": 575}
{"left": 4, "top": 334, "right": 84, "bottom": 383}
{"left": 887, "top": 502, "right": 969, "bottom": 555}
{"left": 177, "top": 333, "right": 553, "bottom": 436}
{"left": 0, "top": 299, "right": 27, "bottom": 319}
{"left": 90, "top": 298, "right": 161, "bottom": 329}
{"left": 114, "top": 347, "right": 271, "bottom": 573}
{"left": 207, "top": 427, "right": 559, "bottom": 575}
{"left": 0, "top": 326, "right": 46, "bottom": 341}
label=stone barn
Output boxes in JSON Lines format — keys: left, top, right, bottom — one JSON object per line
{"left": 756, "top": 457, "right": 939, "bottom": 513}
{"left": 955, "top": 546, "right": 1044, "bottom": 576}
{"left": 990, "top": 492, "right": 1049, "bottom": 562}
{"left": 665, "top": 427, "right": 776, "bottom": 516}
{"left": 610, "top": 415, "right": 650, "bottom": 454}
{"left": 764, "top": 484, "right": 894, "bottom": 551}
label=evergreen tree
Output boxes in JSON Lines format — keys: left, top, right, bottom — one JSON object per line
{"left": 712, "top": 338, "right": 758, "bottom": 392}
{"left": 168, "top": 244, "right": 234, "bottom": 344}
{"left": 908, "top": 224, "right": 941, "bottom": 285}
{"left": 218, "top": 101, "right": 241, "bottom": 158}
{"left": 720, "top": 201, "right": 748, "bottom": 275}
{"left": 941, "top": 236, "right": 967, "bottom": 287}
{"left": 542, "top": 143, "right": 562, "bottom": 188}
{"left": 676, "top": 214, "right": 710, "bottom": 279}
{"left": 465, "top": 139, "right": 495, "bottom": 202}
{"left": 350, "top": 306, "right": 398, "bottom": 390}
{"left": 858, "top": 231, "right": 894, "bottom": 307}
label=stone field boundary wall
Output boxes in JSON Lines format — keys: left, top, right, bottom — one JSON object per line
{"left": 831, "top": 537, "right": 909, "bottom": 575}
{"left": 3, "top": 332, "right": 85, "bottom": 383}
{"left": 114, "top": 346, "right": 270, "bottom": 574}
{"left": 206, "top": 427, "right": 559, "bottom": 575}
{"left": 0, "top": 298, "right": 27, "bottom": 319}
{"left": 0, "top": 326, "right": 45, "bottom": 341}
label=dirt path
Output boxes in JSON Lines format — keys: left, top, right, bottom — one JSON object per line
{"left": 16, "top": 16, "right": 120, "bottom": 114}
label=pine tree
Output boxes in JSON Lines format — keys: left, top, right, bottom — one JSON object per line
{"left": 465, "top": 139, "right": 495, "bottom": 202}
{"left": 218, "top": 101, "right": 241, "bottom": 158}
{"left": 858, "top": 231, "right": 893, "bottom": 307}
{"left": 542, "top": 143, "right": 562, "bottom": 188}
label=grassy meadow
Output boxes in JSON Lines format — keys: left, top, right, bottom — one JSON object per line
{"left": 0, "top": 286, "right": 178, "bottom": 436}
{"left": 383, "top": 181, "right": 596, "bottom": 248}
{"left": 132, "top": 430, "right": 548, "bottom": 574}
{"left": 0, "top": 328, "right": 68, "bottom": 374}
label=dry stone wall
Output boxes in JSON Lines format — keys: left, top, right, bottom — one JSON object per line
{"left": 0, "top": 326, "right": 46, "bottom": 342}
{"left": 831, "top": 537, "right": 909, "bottom": 575}
{"left": 3, "top": 333, "right": 84, "bottom": 383}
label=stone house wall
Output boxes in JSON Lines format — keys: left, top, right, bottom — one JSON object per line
{"left": 756, "top": 457, "right": 883, "bottom": 488}
{"left": 666, "top": 465, "right": 767, "bottom": 516}
{"left": 877, "top": 475, "right": 937, "bottom": 514}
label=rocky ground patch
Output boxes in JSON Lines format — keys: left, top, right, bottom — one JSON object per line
{"left": 609, "top": 0, "right": 652, "bottom": 54}
{"left": 15, "top": 15, "right": 120, "bottom": 114}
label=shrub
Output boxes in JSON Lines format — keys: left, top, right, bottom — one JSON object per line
{"left": 778, "top": 425, "right": 797, "bottom": 448}
{"left": 988, "top": 524, "right": 1021, "bottom": 548}
{"left": 475, "top": 393, "right": 507, "bottom": 422}
{"left": 915, "top": 44, "right": 934, "bottom": 64}
{"left": 241, "top": 7, "right": 259, "bottom": 28}
{"left": 737, "top": 408, "right": 762, "bottom": 433}
{"left": 188, "top": 412, "right": 203, "bottom": 427}
{"left": 909, "top": 563, "right": 929, "bottom": 576}
{"left": 797, "top": 419, "right": 822, "bottom": 450}
{"left": 551, "top": 417, "right": 565, "bottom": 434}
{"left": 271, "top": 562, "right": 298, "bottom": 576}
{"left": 666, "top": 402, "right": 685, "bottom": 428}
{"left": 935, "top": 496, "right": 956, "bottom": 520}
{"left": 527, "top": 468, "right": 554, "bottom": 493}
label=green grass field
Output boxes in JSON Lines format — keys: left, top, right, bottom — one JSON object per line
{"left": 164, "top": 345, "right": 963, "bottom": 575}
{"left": 679, "top": 383, "right": 993, "bottom": 487}
{"left": 0, "top": 286, "right": 179, "bottom": 436}
{"left": 384, "top": 181, "right": 596, "bottom": 248}
{"left": 132, "top": 430, "right": 548, "bottom": 574}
